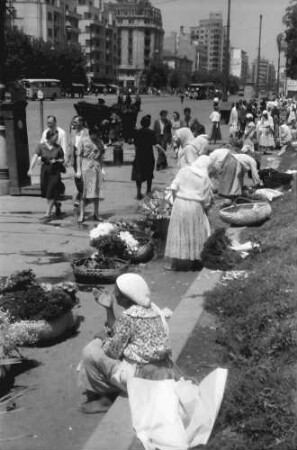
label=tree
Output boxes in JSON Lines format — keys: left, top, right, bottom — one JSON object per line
{"left": 4, "top": 27, "right": 87, "bottom": 86}
{"left": 146, "top": 63, "right": 169, "bottom": 89}
{"left": 283, "top": 0, "right": 297, "bottom": 79}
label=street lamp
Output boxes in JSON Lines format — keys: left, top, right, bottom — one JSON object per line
{"left": 223, "top": 0, "right": 231, "bottom": 102}
{"left": 276, "top": 32, "right": 286, "bottom": 96}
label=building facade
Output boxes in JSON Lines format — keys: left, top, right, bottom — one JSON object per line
{"left": 11, "top": 0, "right": 118, "bottom": 84}
{"left": 190, "top": 12, "right": 226, "bottom": 73}
{"left": 163, "top": 27, "right": 196, "bottom": 72}
{"left": 230, "top": 47, "right": 249, "bottom": 82}
{"left": 251, "top": 58, "right": 276, "bottom": 95}
{"left": 106, "top": 0, "right": 164, "bottom": 89}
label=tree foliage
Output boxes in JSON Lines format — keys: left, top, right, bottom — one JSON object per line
{"left": 145, "top": 63, "right": 169, "bottom": 89}
{"left": 4, "top": 28, "right": 87, "bottom": 87}
{"left": 283, "top": 0, "right": 297, "bottom": 79}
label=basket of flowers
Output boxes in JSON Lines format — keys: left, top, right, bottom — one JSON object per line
{"left": 71, "top": 255, "right": 129, "bottom": 284}
{"left": 219, "top": 201, "right": 272, "bottom": 226}
{"left": 142, "top": 190, "right": 172, "bottom": 240}
{"left": 0, "top": 270, "right": 80, "bottom": 345}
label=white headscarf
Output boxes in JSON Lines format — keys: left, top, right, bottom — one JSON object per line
{"left": 190, "top": 155, "right": 211, "bottom": 176}
{"left": 174, "top": 127, "right": 194, "bottom": 148}
{"left": 116, "top": 274, "right": 169, "bottom": 337}
{"left": 190, "top": 134, "right": 209, "bottom": 156}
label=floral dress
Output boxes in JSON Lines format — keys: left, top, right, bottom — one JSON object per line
{"left": 77, "top": 136, "right": 104, "bottom": 199}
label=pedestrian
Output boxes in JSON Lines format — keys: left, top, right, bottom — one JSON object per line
{"left": 27, "top": 129, "right": 65, "bottom": 221}
{"left": 234, "top": 147, "right": 261, "bottom": 191}
{"left": 164, "top": 155, "right": 213, "bottom": 271}
{"left": 153, "top": 110, "right": 172, "bottom": 152}
{"left": 257, "top": 110, "right": 275, "bottom": 153}
{"left": 75, "top": 131, "right": 105, "bottom": 223}
{"left": 179, "top": 92, "right": 185, "bottom": 105}
{"left": 125, "top": 91, "right": 132, "bottom": 108}
{"left": 190, "top": 118, "right": 206, "bottom": 137}
{"left": 171, "top": 111, "right": 181, "bottom": 136}
{"left": 209, "top": 106, "right": 222, "bottom": 144}
{"left": 78, "top": 273, "right": 175, "bottom": 413}
{"left": 180, "top": 107, "right": 194, "bottom": 129}
{"left": 132, "top": 115, "right": 156, "bottom": 200}
{"left": 243, "top": 113, "right": 257, "bottom": 151}
{"left": 40, "top": 115, "right": 67, "bottom": 156}
{"left": 228, "top": 102, "right": 239, "bottom": 143}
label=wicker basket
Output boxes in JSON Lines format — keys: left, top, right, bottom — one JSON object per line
{"left": 72, "top": 258, "right": 130, "bottom": 284}
{"left": 133, "top": 241, "right": 154, "bottom": 264}
{"left": 219, "top": 201, "right": 272, "bottom": 226}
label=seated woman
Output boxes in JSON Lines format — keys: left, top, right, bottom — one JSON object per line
{"left": 164, "top": 155, "right": 213, "bottom": 271}
{"left": 78, "top": 273, "right": 175, "bottom": 413}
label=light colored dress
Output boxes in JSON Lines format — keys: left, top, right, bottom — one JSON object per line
{"left": 257, "top": 118, "right": 275, "bottom": 149}
{"left": 165, "top": 162, "right": 212, "bottom": 261}
{"left": 77, "top": 136, "right": 103, "bottom": 199}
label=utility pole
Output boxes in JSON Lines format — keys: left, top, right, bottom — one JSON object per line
{"left": 223, "top": 0, "right": 231, "bottom": 102}
{"left": 0, "top": 0, "right": 6, "bottom": 91}
{"left": 255, "top": 14, "right": 263, "bottom": 99}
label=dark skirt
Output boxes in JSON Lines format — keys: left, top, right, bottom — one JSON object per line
{"left": 210, "top": 122, "right": 222, "bottom": 142}
{"left": 40, "top": 164, "right": 62, "bottom": 200}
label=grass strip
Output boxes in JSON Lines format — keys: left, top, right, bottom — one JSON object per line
{"left": 193, "top": 150, "right": 297, "bottom": 449}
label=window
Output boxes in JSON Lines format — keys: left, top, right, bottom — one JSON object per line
{"left": 48, "top": 28, "right": 53, "bottom": 37}
{"left": 47, "top": 12, "right": 52, "bottom": 21}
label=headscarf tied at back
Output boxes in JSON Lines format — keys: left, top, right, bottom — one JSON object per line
{"left": 116, "top": 274, "right": 169, "bottom": 337}
{"left": 174, "top": 127, "right": 194, "bottom": 148}
{"left": 190, "top": 155, "right": 211, "bottom": 177}
{"left": 190, "top": 134, "right": 209, "bottom": 157}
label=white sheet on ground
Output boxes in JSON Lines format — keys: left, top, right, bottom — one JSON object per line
{"left": 127, "top": 368, "right": 228, "bottom": 450}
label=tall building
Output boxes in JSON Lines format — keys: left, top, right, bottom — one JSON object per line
{"left": 12, "top": 0, "right": 80, "bottom": 44}
{"left": 76, "top": 0, "right": 118, "bottom": 85}
{"left": 163, "top": 27, "right": 196, "bottom": 72}
{"left": 190, "top": 12, "right": 226, "bottom": 73}
{"left": 10, "top": 0, "right": 118, "bottom": 84}
{"left": 252, "top": 58, "right": 276, "bottom": 94}
{"left": 106, "top": 0, "right": 164, "bottom": 89}
{"left": 230, "top": 48, "right": 249, "bottom": 81}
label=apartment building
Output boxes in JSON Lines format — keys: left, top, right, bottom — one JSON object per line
{"left": 10, "top": 0, "right": 118, "bottom": 84}
{"left": 106, "top": 0, "right": 164, "bottom": 89}
{"left": 190, "top": 12, "right": 226, "bottom": 73}
{"left": 251, "top": 58, "right": 276, "bottom": 94}
{"left": 230, "top": 47, "right": 249, "bottom": 82}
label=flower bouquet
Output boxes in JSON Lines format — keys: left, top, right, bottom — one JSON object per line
{"left": 0, "top": 271, "right": 80, "bottom": 345}
{"left": 142, "top": 190, "right": 172, "bottom": 240}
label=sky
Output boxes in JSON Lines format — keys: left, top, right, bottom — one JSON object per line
{"left": 151, "top": 0, "right": 291, "bottom": 66}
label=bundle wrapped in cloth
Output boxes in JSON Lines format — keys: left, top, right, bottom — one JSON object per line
{"left": 127, "top": 368, "right": 228, "bottom": 450}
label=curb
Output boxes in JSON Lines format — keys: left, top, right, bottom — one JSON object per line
{"left": 81, "top": 268, "right": 221, "bottom": 450}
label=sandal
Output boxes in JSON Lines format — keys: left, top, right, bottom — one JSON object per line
{"left": 77, "top": 216, "right": 84, "bottom": 223}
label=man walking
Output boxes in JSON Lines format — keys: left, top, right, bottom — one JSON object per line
{"left": 40, "top": 115, "right": 67, "bottom": 155}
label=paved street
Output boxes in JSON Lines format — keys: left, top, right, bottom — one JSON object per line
{"left": 0, "top": 95, "right": 236, "bottom": 450}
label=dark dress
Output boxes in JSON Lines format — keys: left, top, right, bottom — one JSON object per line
{"left": 35, "top": 143, "right": 65, "bottom": 199}
{"left": 132, "top": 128, "right": 156, "bottom": 182}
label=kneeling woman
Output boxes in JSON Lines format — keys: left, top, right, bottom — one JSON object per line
{"left": 78, "top": 273, "right": 175, "bottom": 413}
{"left": 164, "top": 155, "right": 213, "bottom": 271}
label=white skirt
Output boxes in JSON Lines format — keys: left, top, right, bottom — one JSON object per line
{"left": 165, "top": 198, "right": 210, "bottom": 260}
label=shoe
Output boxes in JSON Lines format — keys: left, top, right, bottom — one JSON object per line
{"left": 40, "top": 215, "right": 51, "bottom": 223}
{"left": 136, "top": 194, "right": 143, "bottom": 200}
{"left": 77, "top": 216, "right": 84, "bottom": 223}
{"left": 55, "top": 202, "right": 62, "bottom": 216}
{"left": 92, "top": 215, "right": 101, "bottom": 221}
{"left": 79, "top": 396, "right": 113, "bottom": 414}
{"left": 74, "top": 201, "right": 80, "bottom": 208}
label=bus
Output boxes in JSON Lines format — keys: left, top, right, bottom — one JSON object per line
{"left": 188, "top": 82, "right": 216, "bottom": 100}
{"left": 20, "top": 79, "right": 62, "bottom": 100}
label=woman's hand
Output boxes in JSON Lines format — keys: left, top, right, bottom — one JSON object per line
{"left": 75, "top": 171, "right": 81, "bottom": 179}
{"left": 27, "top": 169, "right": 32, "bottom": 177}
{"left": 92, "top": 288, "right": 114, "bottom": 309}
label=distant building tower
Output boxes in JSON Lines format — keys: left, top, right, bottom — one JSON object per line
{"left": 106, "top": 0, "right": 164, "bottom": 89}
{"left": 190, "top": 12, "right": 226, "bottom": 73}
{"left": 163, "top": 27, "right": 196, "bottom": 72}
{"left": 230, "top": 48, "right": 249, "bottom": 81}
{"left": 252, "top": 58, "right": 276, "bottom": 95}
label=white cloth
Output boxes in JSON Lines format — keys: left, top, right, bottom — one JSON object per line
{"left": 234, "top": 153, "right": 260, "bottom": 185}
{"left": 127, "top": 368, "right": 228, "bottom": 450}
{"left": 209, "top": 111, "right": 221, "bottom": 122}
{"left": 40, "top": 126, "right": 67, "bottom": 155}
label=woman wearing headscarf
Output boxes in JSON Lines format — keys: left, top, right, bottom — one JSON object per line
{"left": 243, "top": 113, "right": 257, "bottom": 151}
{"left": 208, "top": 147, "right": 242, "bottom": 197}
{"left": 164, "top": 155, "right": 213, "bottom": 271}
{"left": 79, "top": 273, "right": 175, "bottom": 413}
{"left": 172, "top": 127, "right": 195, "bottom": 168}
{"left": 257, "top": 110, "right": 275, "bottom": 153}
